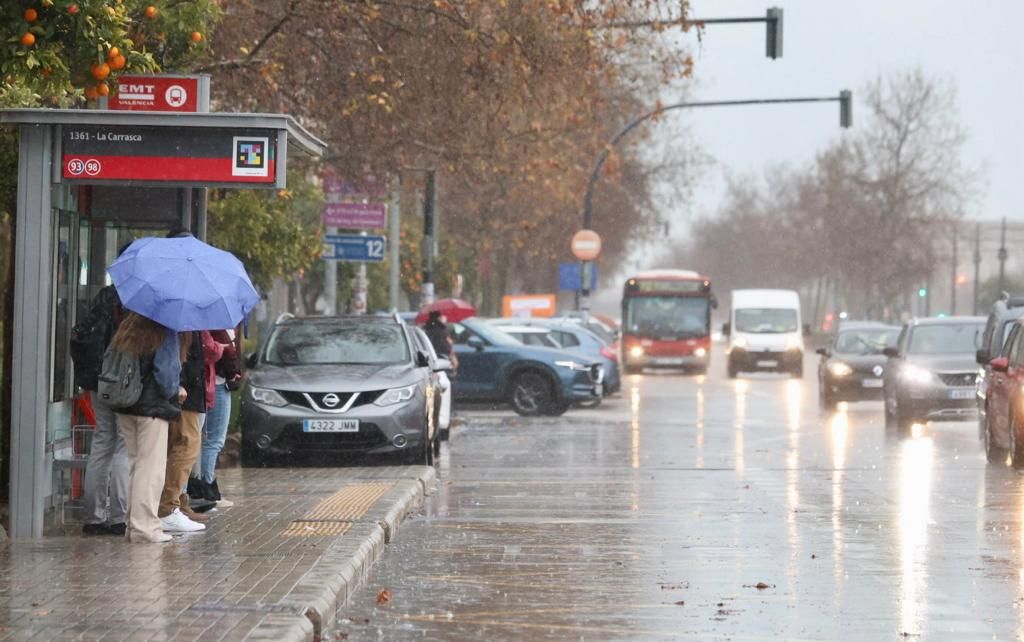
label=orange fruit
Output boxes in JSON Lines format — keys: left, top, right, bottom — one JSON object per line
{"left": 96, "top": 82, "right": 110, "bottom": 97}
{"left": 84, "top": 85, "right": 98, "bottom": 100}
{"left": 24, "top": 8, "right": 38, "bottom": 22}
{"left": 190, "top": 31, "right": 203, "bottom": 43}
{"left": 107, "top": 46, "right": 120, "bottom": 59}
{"left": 20, "top": 32, "right": 35, "bottom": 47}
{"left": 109, "top": 54, "right": 126, "bottom": 70}
{"left": 68, "top": 3, "right": 79, "bottom": 14}
{"left": 144, "top": 5, "right": 157, "bottom": 19}
{"left": 90, "top": 63, "right": 110, "bottom": 80}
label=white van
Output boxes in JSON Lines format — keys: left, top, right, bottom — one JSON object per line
{"left": 724, "top": 289, "right": 805, "bottom": 378}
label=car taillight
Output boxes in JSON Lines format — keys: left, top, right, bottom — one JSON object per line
{"left": 601, "top": 346, "right": 617, "bottom": 362}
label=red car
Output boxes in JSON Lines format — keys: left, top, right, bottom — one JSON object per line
{"left": 982, "top": 319, "right": 1024, "bottom": 465}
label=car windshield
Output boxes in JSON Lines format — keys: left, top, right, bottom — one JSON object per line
{"left": 834, "top": 328, "right": 899, "bottom": 355}
{"left": 453, "top": 320, "right": 520, "bottom": 346}
{"left": 908, "top": 323, "right": 984, "bottom": 355}
{"left": 624, "top": 296, "right": 709, "bottom": 338}
{"left": 735, "top": 308, "right": 798, "bottom": 334}
{"left": 264, "top": 322, "right": 409, "bottom": 365}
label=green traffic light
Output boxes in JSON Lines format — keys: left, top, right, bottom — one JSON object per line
{"left": 918, "top": 288, "right": 927, "bottom": 297}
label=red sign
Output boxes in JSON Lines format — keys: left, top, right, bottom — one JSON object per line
{"left": 323, "top": 202, "right": 387, "bottom": 228}
{"left": 62, "top": 126, "right": 276, "bottom": 186}
{"left": 109, "top": 75, "right": 200, "bottom": 112}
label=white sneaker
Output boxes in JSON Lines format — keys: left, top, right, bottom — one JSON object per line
{"left": 216, "top": 498, "right": 234, "bottom": 508}
{"left": 129, "top": 531, "right": 172, "bottom": 543}
{"left": 161, "top": 508, "right": 206, "bottom": 532}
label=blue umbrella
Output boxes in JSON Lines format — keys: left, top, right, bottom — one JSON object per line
{"left": 108, "top": 236, "right": 260, "bottom": 331}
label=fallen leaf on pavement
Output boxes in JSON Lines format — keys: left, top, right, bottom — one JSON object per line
{"left": 376, "top": 589, "right": 392, "bottom": 605}
{"left": 755, "top": 582, "right": 772, "bottom": 590}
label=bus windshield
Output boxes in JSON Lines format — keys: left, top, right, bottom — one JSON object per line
{"left": 624, "top": 296, "right": 709, "bottom": 338}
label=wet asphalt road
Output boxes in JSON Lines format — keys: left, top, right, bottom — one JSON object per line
{"left": 333, "top": 354, "right": 1024, "bottom": 641}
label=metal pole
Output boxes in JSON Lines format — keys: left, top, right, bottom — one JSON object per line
{"left": 950, "top": 227, "right": 958, "bottom": 315}
{"left": 421, "top": 170, "right": 436, "bottom": 306}
{"left": 388, "top": 176, "right": 401, "bottom": 312}
{"left": 354, "top": 231, "right": 368, "bottom": 315}
{"left": 324, "top": 224, "right": 337, "bottom": 315}
{"left": 998, "top": 217, "right": 1008, "bottom": 294}
{"left": 973, "top": 222, "right": 981, "bottom": 315}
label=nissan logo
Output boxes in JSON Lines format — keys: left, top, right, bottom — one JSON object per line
{"left": 873, "top": 365, "right": 884, "bottom": 377}
{"left": 322, "top": 393, "right": 341, "bottom": 408}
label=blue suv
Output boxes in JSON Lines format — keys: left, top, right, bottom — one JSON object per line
{"left": 451, "top": 318, "right": 603, "bottom": 416}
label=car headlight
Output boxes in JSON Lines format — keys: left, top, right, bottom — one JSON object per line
{"left": 828, "top": 361, "right": 853, "bottom": 377}
{"left": 786, "top": 337, "right": 803, "bottom": 351}
{"left": 374, "top": 384, "right": 417, "bottom": 407}
{"left": 731, "top": 337, "right": 748, "bottom": 350}
{"left": 694, "top": 347, "right": 707, "bottom": 358}
{"left": 249, "top": 386, "right": 287, "bottom": 407}
{"left": 555, "top": 360, "right": 589, "bottom": 371}
{"left": 628, "top": 346, "right": 644, "bottom": 359}
{"left": 901, "top": 364, "right": 935, "bottom": 385}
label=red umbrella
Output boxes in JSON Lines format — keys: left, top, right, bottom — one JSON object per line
{"left": 415, "top": 298, "right": 477, "bottom": 324}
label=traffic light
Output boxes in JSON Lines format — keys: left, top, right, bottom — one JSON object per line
{"left": 766, "top": 8, "right": 783, "bottom": 59}
{"left": 918, "top": 287, "right": 928, "bottom": 298}
{"left": 839, "top": 90, "right": 853, "bottom": 128}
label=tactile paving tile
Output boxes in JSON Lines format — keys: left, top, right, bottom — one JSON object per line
{"left": 302, "top": 481, "right": 394, "bottom": 521}
{"left": 281, "top": 520, "right": 354, "bottom": 538}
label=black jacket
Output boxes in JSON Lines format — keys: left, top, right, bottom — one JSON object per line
{"left": 423, "top": 320, "right": 451, "bottom": 357}
{"left": 180, "top": 331, "right": 207, "bottom": 413}
{"left": 70, "top": 286, "right": 122, "bottom": 391}
{"left": 118, "top": 354, "right": 182, "bottom": 421}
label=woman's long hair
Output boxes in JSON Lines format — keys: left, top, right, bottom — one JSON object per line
{"left": 112, "top": 312, "right": 173, "bottom": 357}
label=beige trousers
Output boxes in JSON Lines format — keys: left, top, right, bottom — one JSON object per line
{"left": 116, "top": 414, "right": 169, "bottom": 542}
{"left": 158, "top": 410, "right": 203, "bottom": 517}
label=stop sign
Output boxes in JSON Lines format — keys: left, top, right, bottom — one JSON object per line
{"left": 571, "top": 230, "right": 602, "bottom": 261}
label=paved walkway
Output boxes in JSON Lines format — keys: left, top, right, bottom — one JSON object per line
{"left": 0, "top": 465, "right": 435, "bottom": 641}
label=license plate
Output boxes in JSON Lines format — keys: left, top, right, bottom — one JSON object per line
{"left": 757, "top": 360, "right": 778, "bottom": 368}
{"left": 862, "top": 379, "right": 883, "bottom": 388}
{"left": 303, "top": 419, "right": 359, "bottom": 433}
{"left": 656, "top": 357, "right": 685, "bottom": 365}
{"left": 948, "top": 388, "right": 974, "bottom": 400}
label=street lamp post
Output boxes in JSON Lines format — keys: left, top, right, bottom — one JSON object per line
{"left": 576, "top": 91, "right": 853, "bottom": 311}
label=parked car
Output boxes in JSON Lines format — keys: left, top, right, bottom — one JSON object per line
{"left": 450, "top": 317, "right": 604, "bottom": 416}
{"left": 490, "top": 317, "right": 621, "bottom": 395}
{"left": 976, "top": 295, "right": 1024, "bottom": 456}
{"left": 882, "top": 316, "right": 986, "bottom": 432}
{"left": 410, "top": 325, "right": 454, "bottom": 444}
{"left": 240, "top": 315, "right": 443, "bottom": 466}
{"left": 816, "top": 322, "right": 900, "bottom": 408}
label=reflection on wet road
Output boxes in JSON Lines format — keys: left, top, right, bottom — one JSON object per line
{"left": 336, "top": 357, "right": 1024, "bottom": 640}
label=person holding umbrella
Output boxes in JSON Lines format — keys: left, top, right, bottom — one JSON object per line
{"left": 107, "top": 234, "right": 261, "bottom": 541}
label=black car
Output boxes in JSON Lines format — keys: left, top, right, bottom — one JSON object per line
{"left": 882, "top": 316, "right": 986, "bottom": 432}
{"left": 816, "top": 322, "right": 900, "bottom": 408}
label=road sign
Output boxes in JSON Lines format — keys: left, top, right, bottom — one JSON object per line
{"left": 322, "top": 234, "right": 386, "bottom": 262}
{"left": 502, "top": 294, "right": 557, "bottom": 318}
{"left": 558, "top": 263, "right": 598, "bottom": 291}
{"left": 323, "top": 202, "right": 386, "bottom": 228}
{"left": 571, "top": 229, "right": 602, "bottom": 261}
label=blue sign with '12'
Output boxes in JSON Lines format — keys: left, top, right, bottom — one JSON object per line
{"left": 322, "top": 234, "right": 386, "bottom": 262}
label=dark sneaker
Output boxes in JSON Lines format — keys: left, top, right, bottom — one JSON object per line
{"left": 209, "top": 478, "right": 222, "bottom": 502}
{"left": 107, "top": 523, "right": 127, "bottom": 536}
{"left": 82, "top": 523, "right": 108, "bottom": 536}
{"left": 186, "top": 476, "right": 205, "bottom": 501}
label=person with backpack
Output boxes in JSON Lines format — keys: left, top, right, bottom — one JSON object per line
{"left": 107, "top": 311, "right": 187, "bottom": 543}
{"left": 70, "top": 263, "right": 128, "bottom": 536}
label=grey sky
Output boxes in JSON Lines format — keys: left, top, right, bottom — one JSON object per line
{"left": 673, "top": 0, "right": 1024, "bottom": 224}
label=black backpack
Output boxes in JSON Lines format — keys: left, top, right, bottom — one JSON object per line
{"left": 70, "top": 286, "right": 122, "bottom": 391}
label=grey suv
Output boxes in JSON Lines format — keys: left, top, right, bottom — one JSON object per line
{"left": 240, "top": 316, "right": 441, "bottom": 466}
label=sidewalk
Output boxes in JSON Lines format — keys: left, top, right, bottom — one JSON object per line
{"left": 0, "top": 465, "right": 435, "bottom": 641}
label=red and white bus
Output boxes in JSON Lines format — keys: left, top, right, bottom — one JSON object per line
{"left": 620, "top": 269, "right": 715, "bottom": 374}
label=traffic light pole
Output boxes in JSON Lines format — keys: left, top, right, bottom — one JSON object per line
{"left": 581, "top": 93, "right": 853, "bottom": 231}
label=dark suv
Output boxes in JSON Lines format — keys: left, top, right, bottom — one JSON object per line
{"left": 976, "top": 295, "right": 1024, "bottom": 450}
{"left": 240, "top": 315, "right": 443, "bottom": 466}
{"left": 882, "top": 317, "right": 986, "bottom": 432}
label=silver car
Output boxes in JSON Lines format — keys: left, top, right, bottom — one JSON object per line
{"left": 240, "top": 315, "right": 442, "bottom": 466}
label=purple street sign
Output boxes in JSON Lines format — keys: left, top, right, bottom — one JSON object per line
{"left": 323, "top": 202, "right": 387, "bottom": 229}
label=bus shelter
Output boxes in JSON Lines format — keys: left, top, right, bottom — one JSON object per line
{"left": 1, "top": 108, "right": 326, "bottom": 537}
